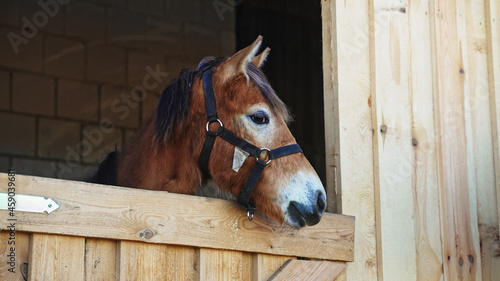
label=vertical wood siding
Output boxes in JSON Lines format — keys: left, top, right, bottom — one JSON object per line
{"left": 323, "top": 0, "right": 500, "bottom": 280}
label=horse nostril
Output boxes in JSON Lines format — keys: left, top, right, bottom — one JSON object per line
{"left": 317, "top": 192, "right": 326, "bottom": 214}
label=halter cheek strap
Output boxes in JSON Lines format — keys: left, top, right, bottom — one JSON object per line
{"left": 199, "top": 69, "right": 303, "bottom": 219}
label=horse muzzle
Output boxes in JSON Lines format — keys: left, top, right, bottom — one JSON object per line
{"left": 287, "top": 190, "right": 326, "bottom": 227}
{"left": 276, "top": 168, "right": 327, "bottom": 228}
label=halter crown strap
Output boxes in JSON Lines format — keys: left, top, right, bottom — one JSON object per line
{"left": 203, "top": 69, "right": 218, "bottom": 122}
{"left": 199, "top": 69, "right": 218, "bottom": 178}
{"left": 199, "top": 69, "right": 303, "bottom": 216}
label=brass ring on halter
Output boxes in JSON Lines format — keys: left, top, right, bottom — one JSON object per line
{"left": 247, "top": 211, "right": 254, "bottom": 221}
{"left": 206, "top": 119, "right": 223, "bottom": 134}
{"left": 257, "top": 148, "right": 272, "bottom": 165}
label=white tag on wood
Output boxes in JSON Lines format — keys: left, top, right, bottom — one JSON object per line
{"left": 0, "top": 193, "right": 60, "bottom": 213}
{"left": 232, "top": 147, "right": 249, "bottom": 172}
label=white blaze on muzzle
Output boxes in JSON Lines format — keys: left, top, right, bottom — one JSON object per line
{"left": 277, "top": 170, "right": 327, "bottom": 227}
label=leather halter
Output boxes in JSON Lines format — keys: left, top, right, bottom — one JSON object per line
{"left": 199, "top": 68, "right": 303, "bottom": 220}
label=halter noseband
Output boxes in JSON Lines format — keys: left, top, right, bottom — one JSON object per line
{"left": 199, "top": 68, "right": 303, "bottom": 220}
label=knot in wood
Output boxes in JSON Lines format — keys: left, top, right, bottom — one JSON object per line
{"left": 140, "top": 229, "right": 154, "bottom": 239}
{"left": 380, "top": 125, "right": 388, "bottom": 134}
{"left": 412, "top": 138, "right": 418, "bottom": 146}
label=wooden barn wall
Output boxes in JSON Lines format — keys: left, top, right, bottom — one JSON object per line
{"left": 322, "top": 0, "right": 500, "bottom": 280}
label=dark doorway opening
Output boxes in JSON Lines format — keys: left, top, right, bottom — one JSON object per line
{"left": 236, "top": 1, "right": 325, "bottom": 183}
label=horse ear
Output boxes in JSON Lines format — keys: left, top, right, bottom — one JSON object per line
{"left": 252, "top": 47, "right": 270, "bottom": 68}
{"left": 221, "top": 35, "right": 263, "bottom": 79}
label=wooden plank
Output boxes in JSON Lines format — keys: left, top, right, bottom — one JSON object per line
{"left": 166, "top": 245, "right": 196, "bottom": 281}
{"left": 334, "top": 265, "right": 347, "bottom": 281}
{"left": 485, "top": 1, "right": 500, "bottom": 279}
{"left": 268, "top": 260, "right": 346, "bottom": 281}
{"left": 241, "top": 252, "right": 253, "bottom": 281}
{"left": 27, "top": 234, "right": 85, "bottom": 281}
{"left": 370, "top": 1, "right": 417, "bottom": 279}
{"left": 408, "top": 0, "right": 445, "bottom": 280}
{"left": 0, "top": 232, "right": 30, "bottom": 281}
{"left": 0, "top": 174, "right": 355, "bottom": 261}
{"left": 485, "top": 0, "right": 500, "bottom": 229}
{"left": 84, "top": 238, "right": 117, "bottom": 281}
{"left": 196, "top": 248, "right": 243, "bottom": 280}
{"left": 478, "top": 225, "right": 500, "bottom": 281}
{"left": 117, "top": 241, "right": 168, "bottom": 281}
{"left": 457, "top": 0, "right": 498, "bottom": 279}
{"left": 252, "top": 254, "right": 292, "bottom": 281}
{"left": 321, "top": 0, "right": 338, "bottom": 213}
{"left": 432, "top": 0, "right": 480, "bottom": 279}
{"left": 323, "top": 0, "right": 377, "bottom": 279}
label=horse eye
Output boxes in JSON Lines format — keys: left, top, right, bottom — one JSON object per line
{"left": 249, "top": 113, "right": 269, "bottom": 125}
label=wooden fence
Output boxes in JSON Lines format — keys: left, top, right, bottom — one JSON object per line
{"left": 0, "top": 174, "right": 354, "bottom": 280}
{"left": 322, "top": 0, "right": 500, "bottom": 280}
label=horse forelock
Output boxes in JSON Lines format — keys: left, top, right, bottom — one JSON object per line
{"left": 199, "top": 56, "right": 291, "bottom": 125}
{"left": 245, "top": 63, "right": 291, "bottom": 124}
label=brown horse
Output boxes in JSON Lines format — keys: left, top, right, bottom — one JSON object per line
{"left": 90, "top": 36, "right": 326, "bottom": 228}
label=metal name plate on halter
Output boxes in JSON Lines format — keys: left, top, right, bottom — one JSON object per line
{"left": 0, "top": 193, "right": 60, "bottom": 214}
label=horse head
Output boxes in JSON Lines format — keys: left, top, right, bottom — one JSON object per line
{"left": 192, "top": 36, "right": 327, "bottom": 227}
{"left": 113, "top": 36, "right": 326, "bottom": 228}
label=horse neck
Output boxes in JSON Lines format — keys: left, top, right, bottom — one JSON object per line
{"left": 116, "top": 113, "right": 204, "bottom": 194}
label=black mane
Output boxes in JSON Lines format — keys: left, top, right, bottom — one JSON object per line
{"left": 87, "top": 151, "right": 118, "bottom": 185}
{"left": 154, "top": 57, "right": 222, "bottom": 141}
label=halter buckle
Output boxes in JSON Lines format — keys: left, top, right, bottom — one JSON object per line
{"left": 257, "top": 148, "right": 272, "bottom": 165}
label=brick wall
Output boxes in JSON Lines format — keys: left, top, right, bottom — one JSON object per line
{"left": 0, "top": 0, "right": 235, "bottom": 180}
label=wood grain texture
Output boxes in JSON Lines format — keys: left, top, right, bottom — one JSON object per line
{"left": 84, "top": 238, "right": 117, "bottom": 281}
{"left": 196, "top": 248, "right": 243, "bottom": 280}
{"left": 0, "top": 174, "right": 354, "bottom": 262}
{"left": 117, "top": 241, "right": 168, "bottom": 281}
{"left": 269, "top": 260, "right": 346, "bottom": 281}
{"left": 0, "top": 232, "right": 30, "bottom": 281}
{"left": 28, "top": 234, "right": 85, "bottom": 281}
{"left": 485, "top": 0, "right": 500, "bottom": 232}
{"left": 408, "top": 0, "right": 444, "bottom": 280}
{"left": 241, "top": 252, "right": 253, "bottom": 281}
{"left": 252, "top": 254, "right": 292, "bottom": 281}
{"left": 334, "top": 265, "right": 347, "bottom": 281}
{"left": 485, "top": 0, "right": 500, "bottom": 277}
{"left": 166, "top": 245, "right": 196, "bottom": 281}
{"left": 433, "top": 0, "right": 480, "bottom": 279}
{"left": 322, "top": 0, "right": 378, "bottom": 279}
{"left": 478, "top": 225, "right": 500, "bottom": 281}
{"left": 485, "top": 1, "right": 500, "bottom": 279}
{"left": 322, "top": 0, "right": 500, "bottom": 280}
{"left": 321, "top": 0, "right": 338, "bottom": 213}
{"left": 457, "top": 0, "right": 498, "bottom": 279}
{"left": 370, "top": 1, "right": 417, "bottom": 279}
